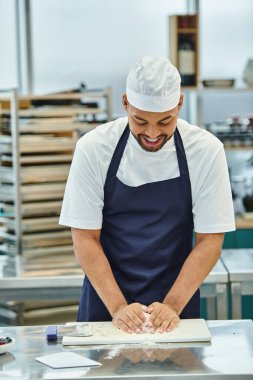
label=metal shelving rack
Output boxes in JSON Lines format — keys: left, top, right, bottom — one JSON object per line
{"left": 0, "top": 87, "right": 113, "bottom": 277}
{"left": 0, "top": 87, "right": 112, "bottom": 325}
{"left": 0, "top": 89, "right": 21, "bottom": 275}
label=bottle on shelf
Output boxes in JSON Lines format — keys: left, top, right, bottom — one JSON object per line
{"left": 178, "top": 35, "right": 196, "bottom": 86}
{"left": 178, "top": 15, "right": 196, "bottom": 29}
{"left": 248, "top": 116, "right": 253, "bottom": 131}
{"left": 243, "top": 179, "right": 253, "bottom": 213}
{"left": 231, "top": 176, "right": 247, "bottom": 215}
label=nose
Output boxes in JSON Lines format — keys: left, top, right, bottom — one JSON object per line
{"left": 144, "top": 125, "right": 161, "bottom": 138}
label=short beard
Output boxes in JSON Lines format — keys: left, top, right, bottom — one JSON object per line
{"left": 133, "top": 134, "right": 170, "bottom": 152}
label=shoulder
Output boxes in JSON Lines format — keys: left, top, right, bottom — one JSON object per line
{"left": 76, "top": 117, "right": 128, "bottom": 156}
{"left": 73, "top": 117, "right": 128, "bottom": 180}
{"left": 177, "top": 118, "right": 223, "bottom": 158}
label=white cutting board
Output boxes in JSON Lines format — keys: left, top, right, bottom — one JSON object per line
{"left": 62, "top": 319, "right": 211, "bottom": 346}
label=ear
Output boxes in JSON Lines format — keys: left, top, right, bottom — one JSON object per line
{"left": 178, "top": 94, "right": 184, "bottom": 111}
{"left": 122, "top": 94, "right": 129, "bottom": 112}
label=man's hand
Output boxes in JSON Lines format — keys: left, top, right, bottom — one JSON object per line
{"left": 112, "top": 303, "right": 148, "bottom": 333}
{"left": 147, "top": 302, "right": 180, "bottom": 333}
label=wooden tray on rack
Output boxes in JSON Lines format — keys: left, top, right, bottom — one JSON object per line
{"left": 16, "top": 118, "right": 79, "bottom": 133}
{"left": 21, "top": 201, "right": 62, "bottom": 216}
{"left": 0, "top": 165, "right": 70, "bottom": 183}
{"left": 0, "top": 183, "right": 66, "bottom": 201}
{"left": 0, "top": 216, "right": 66, "bottom": 232}
{"left": 21, "top": 244, "right": 74, "bottom": 258}
{"left": 21, "top": 252, "right": 76, "bottom": 266}
{"left": 2, "top": 154, "right": 73, "bottom": 164}
{"left": 0, "top": 135, "right": 75, "bottom": 153}
{"left": 21, "top": 230, "right": 72, "bottom": 248}
{"left": 0, "top": 106, "right": 104, "bottom": 118}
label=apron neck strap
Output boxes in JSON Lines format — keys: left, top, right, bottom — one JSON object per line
{"left": 174, "top": 128, "right": 190, "bottom": 178}
{"left": 106, "top": 124, "right": 190, "bottom": 180}
{"left": 106, "top": 124, "right": 130, "bottom": 179}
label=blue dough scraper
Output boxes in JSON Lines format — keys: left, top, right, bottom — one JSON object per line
{"left": 46, "top": 326, "right": 57, "bottom": 341}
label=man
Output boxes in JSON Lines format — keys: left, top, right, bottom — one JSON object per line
{"left": 60, "top": 56, "right": 235, "bottom": 333}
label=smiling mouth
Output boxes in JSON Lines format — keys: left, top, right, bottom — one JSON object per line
{"left": 140, "top": 135, "right": 164, "bottom": 147}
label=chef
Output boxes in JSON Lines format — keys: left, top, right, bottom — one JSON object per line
{"left": 60, "top": 56, "right": 235, "bottom": 333}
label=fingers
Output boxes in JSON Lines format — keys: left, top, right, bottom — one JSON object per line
{"left": 112, "top": 303, "right": 147, "bottom": 333}
{"left": 120, "top": 314, "right": 142, "bottom": 333}
{"left": 156, "top": 315, "right": 179, "bottom": 333}
{"left": 113, "top": 302, "right": 180, "bottom": 334}
{"left": 166, "top": 316, "right": 180, "bottom": 332}
{"left": 141, "top": 304, "right": 148, "bottom": 313}
{"left": 147, "top": 304, "right": 154, "bottom": 314}
{"left": 148, "top": 302, "right": 180, "bottom": 333}
{"left": 116, "top": 319, "right": 132, "bottom": 334}
{"left": 148, "top": 302, "right": 162, "bottom": 327}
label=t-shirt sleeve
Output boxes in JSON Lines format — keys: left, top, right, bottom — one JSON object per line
{"left": 193, "top": 145, "right": 236, "bottom": 233}
{"left": 59, "top": 140, "right": 104, "bottom": 229}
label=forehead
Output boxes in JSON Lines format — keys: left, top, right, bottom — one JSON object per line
{"left": 129, "top": 103, "right": 177, "bottom": 121}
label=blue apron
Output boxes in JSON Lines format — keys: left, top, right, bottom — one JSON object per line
{"left": 77, "top": 124, "right": 200, "bottom": 321}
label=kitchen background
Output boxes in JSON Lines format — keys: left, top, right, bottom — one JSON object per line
{"left": 0, "top": 0, "right": 252, "bottom": 324}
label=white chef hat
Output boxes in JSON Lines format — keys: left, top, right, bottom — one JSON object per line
{"left": 126, "top": 56, "right": 181, "bottom": 112}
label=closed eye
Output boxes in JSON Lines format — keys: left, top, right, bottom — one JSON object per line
{"left": 132, "top": 116, "right": 147, "bottom": 125}
{"left": 159, "top": 121, "right": 170, "bottom": 126}
{"left": 159, "top": 116, "right": 173, "bottom": 125}
{"left": 136, "top": 121, "right": 148, "bottom": 125}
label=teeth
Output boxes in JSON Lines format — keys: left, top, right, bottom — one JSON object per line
{"left": 144, "top": 137, "right": 159, "bottom": 142}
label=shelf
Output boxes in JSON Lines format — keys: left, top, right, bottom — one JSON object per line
{"left": 183, "top": 86, "right": 253, "bottom": 93}
{"left": 177, "top": 28, "right": 197, "bottom": 33}
{"left": 0, "top": 136, "right": 75, "bottom": 153}
{"left": 0, "top": 106, "right": 105, "bottom": 118}
{"left": 22, "top": 230, "right": 72, "bottom": 249}
{"left": 22, "top": 267, "right": 82, "bottom": 277}
{"left": 0, "top": 119, "right": 97, "bottom": 134}
{"left": 0, "top": 165, "right": 70, "bottom": 183}
{"left": 224, "top": 146, "right": 253, "bottom": 151}
{"left": 0, "top": 183, "right": 66, "bottom": 201}
{"left": 0, "top": 216, "right": 67, "bottom": 232}
{"left": 0, "top": 90, "right": 110, "bottom": 101}
{"left": 12, "top": 120, "right": 81, "bottom": 133}
{"left": 169, "top": 14, "right": 199, "bottom": 87}
{"left": 235, "top": 216, "right": 253, "bottom": 229}
{"left": 0, "top": 200, "right": 63, "bottom": 217}
{"left": 0, "top": 244, "right": 75, "bottom": 258}
{"left": 12, "top": 154, "right": 73, "bottom": 164}
{"left": 21, "top": 245, "right": 74, "bottom": 258}
{"left": 0, "top": 88, "right": 112, "bottom": 279}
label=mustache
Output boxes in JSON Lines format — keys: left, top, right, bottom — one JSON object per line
{"left": 138, "top": 134, "right": 167, "bottom": 139}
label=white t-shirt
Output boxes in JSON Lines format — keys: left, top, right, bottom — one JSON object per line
{"left": 59, "top": 117, "right": 235, "bottom": 233}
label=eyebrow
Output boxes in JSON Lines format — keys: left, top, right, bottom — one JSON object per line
{"left": 133, "top": 115, "right": 172, "bottom": 123}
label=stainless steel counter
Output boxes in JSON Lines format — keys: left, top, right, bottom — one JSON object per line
{"left": 0, "top": 320, "right": 253, "bottom": 379}
{"left": 0, "top": 257, "right": 229, "bottom": 319}
{"left": 0, "top": 275, "right": 83, "bottom": 301}
{"left": 0, "top": 255, "right": 83, "bottom": 302}
{"left": 222, "top": 249, "right": 253, "bottom": 319}
{"left": 200, "top": 259, "right": 228, "bottom": 319}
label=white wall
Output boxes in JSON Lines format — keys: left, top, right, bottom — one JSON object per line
{"left": 199, "top": 0, "right": 253, "bottom": 124}
{"left": 0, "top": 0, "right": 252, "bottom": 120}
{"left": 31, "top": 0, "right": 186, "bottom": 116}
{"left": 199, "top": 0, "right": 253, "bottom": 82}
{"left": 0, "top": 0, "right": 18, "bottom": 89}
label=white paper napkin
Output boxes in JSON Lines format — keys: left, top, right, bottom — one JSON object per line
{"left": 36, "top": 352, "right": 101, "bottom": 369}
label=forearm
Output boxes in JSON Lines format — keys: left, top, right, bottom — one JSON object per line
{"left": 163, "top": 233, "right": 224, "bottom": 315}
{"left": 72, "top": 228, "right": 127, "bottom": 316}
